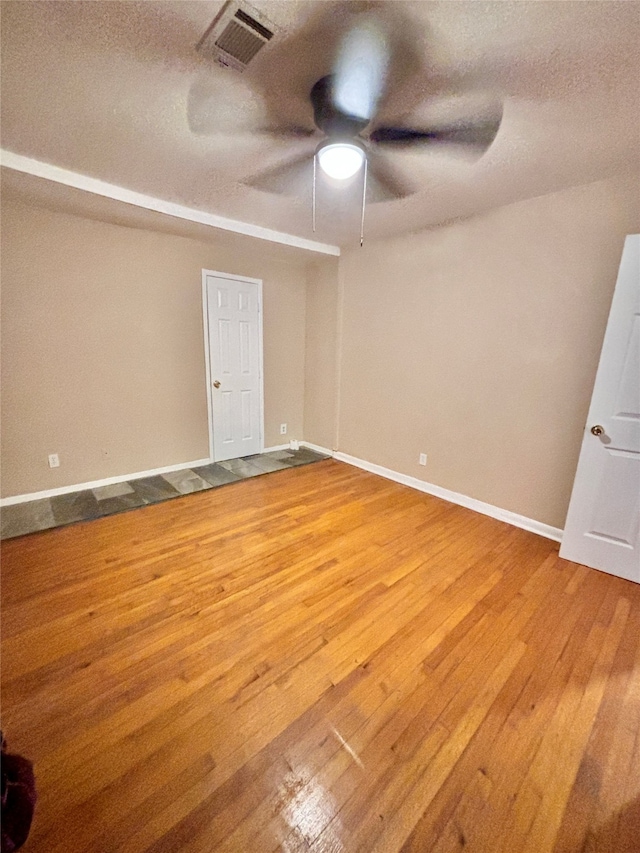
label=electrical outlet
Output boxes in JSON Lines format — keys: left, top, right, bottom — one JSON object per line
{"left": 280, "top": 423, "right": 287, "bottom": 435}
{"left": 419, "top": 453, "right": 427, "bottom": 466}
{"left": 48, "top": 453, "right": 60, "bottom": 468}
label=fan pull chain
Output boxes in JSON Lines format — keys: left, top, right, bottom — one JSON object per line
{"left": 360, "top": 157, "right": 368, "bottom": 247}
{"left": 312, "top": 154, "right": 317, "bottom": 233}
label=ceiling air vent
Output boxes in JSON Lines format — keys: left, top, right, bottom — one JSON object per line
{"left": 197, "top": 1, "right": 276, "bottom": 72}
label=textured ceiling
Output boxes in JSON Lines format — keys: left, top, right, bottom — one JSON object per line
{"left": 1, "top": 1, "right": 639, "bottom": 247}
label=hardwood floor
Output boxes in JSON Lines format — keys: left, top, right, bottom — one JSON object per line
{"left": 1, "top": 459, "right": 639, "bottom": 853}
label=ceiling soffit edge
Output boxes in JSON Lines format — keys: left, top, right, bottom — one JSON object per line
{"left": 0, "top": 149, "right": 341, "bottom": 257}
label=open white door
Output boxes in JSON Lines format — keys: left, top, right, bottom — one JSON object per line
{"left": 560, "top": 235, "right": 639, "bottom": 583}
{"left": 203, "top": 271, "right": 263, "bottom": 462}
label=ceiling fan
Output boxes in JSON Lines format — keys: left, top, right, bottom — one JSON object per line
{"left": 307, "top": 18, "right": 502, "bottom": 174}
{"left": 194, "top": 3, "right": 504, "bottom": 241}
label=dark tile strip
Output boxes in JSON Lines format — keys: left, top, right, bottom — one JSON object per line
{"left": 50, "top": 490, "right": 102, "bottom": 525}
{"left": 191, "top": 464, "right": 242, "bottom": 487}
{"left": 0, "top": 450, "right": 329, "bottom": 540}
{"left": 129, "top": 476, "right": 181, "bottom": 503}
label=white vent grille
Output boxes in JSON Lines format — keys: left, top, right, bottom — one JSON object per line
{"left": 197, "top": 1, "right": 276, "bottom": 72}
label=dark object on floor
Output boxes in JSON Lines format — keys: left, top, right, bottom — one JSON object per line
{"left": 1, "top": 734, "right": 37, "bottom": 852}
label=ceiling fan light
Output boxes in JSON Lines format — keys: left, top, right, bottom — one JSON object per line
{"left": 317, "top": 142, "right": 365, "bottom": 180}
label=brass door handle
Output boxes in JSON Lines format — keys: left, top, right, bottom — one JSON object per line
{"left": 590, "top": 424, "right": 605, "bottom": 436}
{"left": 213, "top": 380, "right": 221, "bottom": 389}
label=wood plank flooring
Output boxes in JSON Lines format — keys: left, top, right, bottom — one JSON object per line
{"left": 1, "top": 459, "right": 639, "bottom": 853}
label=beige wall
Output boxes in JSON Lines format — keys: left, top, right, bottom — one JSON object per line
{"left": 4, "top": 175, "right": 638, "bottom": 529}
{"left": 304, "top": 256, "right": 340, "bottom": 451}
{"left": 336, "top": 176, "right": 640, "bottom": 529}
{"left": 1, "top": 196, "right": 308, "bottom": 497}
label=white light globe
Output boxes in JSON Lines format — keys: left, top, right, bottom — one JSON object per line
{"left": 317, "top": 143, "right": 365, "bottom": 180}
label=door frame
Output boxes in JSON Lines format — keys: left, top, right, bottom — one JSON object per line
{"left": 201, "top": 269, "right": 265, "bottom": 463}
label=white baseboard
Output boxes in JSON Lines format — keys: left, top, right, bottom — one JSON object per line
{"left": 0, "top": 447, "right": 560, "bottom": 542}
{"left": 301, "top": 441, "right": 334, "bottom": 457}
{"left": 263, "top": 441, "right": 334, "bottom": 456}
{"left": 0, "top": 458, "right": 212, "bottom": 507}
{"left": 333, "top": 452, "right": 563, "bottom": 543}
{"left": 0, "top": 444, "right": 335, "bottom": 506}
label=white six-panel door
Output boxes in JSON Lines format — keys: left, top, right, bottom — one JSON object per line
{"left": 204, "top": 272, "right": 263, "bottom": 462}
{"left": 560, "top": 235, "right": 640, "bottom": 583}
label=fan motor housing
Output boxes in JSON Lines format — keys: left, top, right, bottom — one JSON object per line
{"left": 310, "top": 76, "right": 370, "bottom": 137}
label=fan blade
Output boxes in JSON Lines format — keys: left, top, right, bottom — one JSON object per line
{"left": 258, "top": 126, "right": 318, "bottom": 140}
{"left": 366, "top": 153, "right": 415, "bottom": 202}
{"left": 187, "top": 73, "right": 317, "bottom": 138}
{"left": 333, "top": 15, "right": 390, "bottom": 122}
{"left": 242, "top": 152, "right": 314, "bottom": 196}
{"left": 370, "top": 110, "right": 503, "bottom": 152}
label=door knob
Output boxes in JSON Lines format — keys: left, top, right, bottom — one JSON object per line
{"left": 590, "top": 424, "right": 605, "bottom": 436}
{"left": 213, "top": 380, "right": 221, "bottom": 389}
